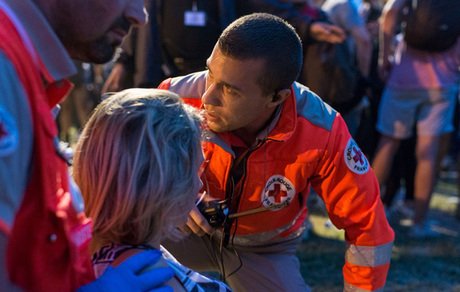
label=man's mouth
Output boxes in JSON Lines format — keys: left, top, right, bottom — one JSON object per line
{"left": 205, "top": 110, "right": 219, "bottom": 122}
{"left": 108, "top": 28, "right": 127, "bottom": 45}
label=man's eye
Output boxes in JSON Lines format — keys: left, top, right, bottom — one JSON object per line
{"left": 224, "top": 85, "right": 234, "bottom": 94}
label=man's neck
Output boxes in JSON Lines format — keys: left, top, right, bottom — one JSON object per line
{"left": 231, "top": 128, "right": 259, "bottom": 147}
{"left": 231, "top": 105, "right": 280, "bottom": 147}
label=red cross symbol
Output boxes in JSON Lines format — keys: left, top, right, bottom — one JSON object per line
{"left": 267, "top": 183, "right": 288, "bottom": 203}
{"left": 0, "top": 122, "right": 8, "bottom": 140}
{"left": 352, "top": 146, "right": 364, "bottom": 165}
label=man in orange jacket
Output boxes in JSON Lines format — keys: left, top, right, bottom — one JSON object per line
{"left": 159, "top": 13, "right": 394, "bottom": 292}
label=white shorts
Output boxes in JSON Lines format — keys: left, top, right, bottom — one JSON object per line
{"left": 376, "top": 86, "right": 458, "bottom": 139}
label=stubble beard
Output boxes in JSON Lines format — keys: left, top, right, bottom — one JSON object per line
{"left": 65, "top": 36, "right": 116, "bottom": 64}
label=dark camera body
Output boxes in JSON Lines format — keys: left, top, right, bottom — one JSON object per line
{"left": 197, "top": 200, "right": 229, "bottom": 228}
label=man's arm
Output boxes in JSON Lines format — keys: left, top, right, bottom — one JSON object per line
{"left": 311, "top": 115, "right": 394, "bottom": 291}
{"left": 310, "top": 22, "right": 346, "bottom": 44}
{"left": 350, "top": 25, "right": 372, "bottom": 77}
{"left": 323, "top": 0, "right": 371, "bottom": 76}
{"left": 378, "top": 0, "right": 406, "bottom": 81}
{"left": 237, "top": 0, "right": 345, "bottom": 44}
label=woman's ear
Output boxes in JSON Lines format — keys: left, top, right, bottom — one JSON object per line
{"left": 268, "top": 88, "right": 291, "bottom": 108}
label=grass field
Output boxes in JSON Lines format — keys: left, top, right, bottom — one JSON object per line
{"left": 298, "top": 175, "right": 460, "bottom": 292}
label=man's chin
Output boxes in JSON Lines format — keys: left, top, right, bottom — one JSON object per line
{"left": 66, "top": 40, "right": 116, "bottom": 64}
{"left": 207, "top": 122, "right": 229, "bottom": 133}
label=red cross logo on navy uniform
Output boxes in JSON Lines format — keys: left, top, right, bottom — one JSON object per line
{"left": 267, "top": 183, "right": 288, "bottom": 203}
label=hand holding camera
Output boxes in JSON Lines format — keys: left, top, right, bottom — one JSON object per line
{"left": 196, "top": 199, "right": 229, "bottom": 228}
{"left": 196, "top": 194, "right": 290, "bottom": 228}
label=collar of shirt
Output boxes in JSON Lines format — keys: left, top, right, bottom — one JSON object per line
{"left": 2, "top": 0, "right": 76, "bottom": 83}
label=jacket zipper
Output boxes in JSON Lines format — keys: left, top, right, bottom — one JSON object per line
{"left": 222, "top": 139, "right": 268, "bottom": 245}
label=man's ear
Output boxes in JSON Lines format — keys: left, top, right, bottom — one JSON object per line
{"left": 268, "top": 88, "right": 291, "bottom": 108}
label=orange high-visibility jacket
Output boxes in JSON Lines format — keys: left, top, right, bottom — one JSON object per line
{"left": 159, "top": 71, "right": 394, "bottom": 291}
{"left": 0, "top": 6, "right": 94, "bottom": 291}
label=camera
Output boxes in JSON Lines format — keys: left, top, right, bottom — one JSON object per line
{"left": 197, "top": 200, "right": 229, "bottom": 228}
{"left": 197, "top": 198, "right": 290, "bottom": 228}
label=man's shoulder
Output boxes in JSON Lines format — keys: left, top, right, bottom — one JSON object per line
{"left": 167, "top": 71, "right": 207, "bottom": 99}
{"left": 292, "top": 82, "right": 337, "bottom": 132}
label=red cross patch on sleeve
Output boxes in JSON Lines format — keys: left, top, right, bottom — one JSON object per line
{"left": 0, "top": 104, "right": 18, "bottom": 156}
{"left": 344, "top": 138, "right": 369, "bottom": 174}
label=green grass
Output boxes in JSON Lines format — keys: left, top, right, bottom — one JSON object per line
{"left": 297, "top": 176, "right": 460, "bottom": 292}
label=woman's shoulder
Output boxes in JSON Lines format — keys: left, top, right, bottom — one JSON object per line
{"left": 160, "top": 246, "right": 233, "bottom": 292}
{"left": 99, "top": 244, "right": 233, "bottom": 292}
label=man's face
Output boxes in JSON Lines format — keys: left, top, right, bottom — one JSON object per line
{"left": 50, "top": 0, "right": 146, "bottom": 63}
{"left": 203, "top": 46, "right": 275, "bottom": 136}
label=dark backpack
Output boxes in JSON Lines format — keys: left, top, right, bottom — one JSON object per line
{"left": 158, "top": 0, "right": 233, "bottom": 75}
{"left": 301, "top": 41, "right": 365, "bottom": 114}
{"left": 297, "top": 8, "right": 366, "bottom": 114}
{"left": 403, "top": 0, "right": 460, "bottom": 52}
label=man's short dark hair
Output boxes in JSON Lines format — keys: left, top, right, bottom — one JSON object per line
{"left": 218, "top": 13, "right": 303, "bottom": 95}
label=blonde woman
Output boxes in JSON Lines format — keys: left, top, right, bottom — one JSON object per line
{"left": 73, "top": 89, "right": 232, "bottom": 292}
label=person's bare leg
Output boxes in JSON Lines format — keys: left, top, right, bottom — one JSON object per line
{"left": 372, "top": 134, "right": 401, "bottom": 190}
{"left": 413, "top": 134, "right": 441, "bottom": 226}
{"left": 456, "top": 151, "right": 460, "bottom": 220}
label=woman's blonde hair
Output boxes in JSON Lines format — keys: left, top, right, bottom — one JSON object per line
{"left": 73, "top": 89, "right": 203, "bottom": 252}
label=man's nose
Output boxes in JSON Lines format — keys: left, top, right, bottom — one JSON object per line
{"left": 202, "top": 83, "right": 221, "bottom": 106}
{"left": 124, "top": 0, "right": 147, "bottom": 27}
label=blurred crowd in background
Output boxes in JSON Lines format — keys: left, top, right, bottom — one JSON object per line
{"left": 58, "top": 0, "right": 460, "bottom": 238}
